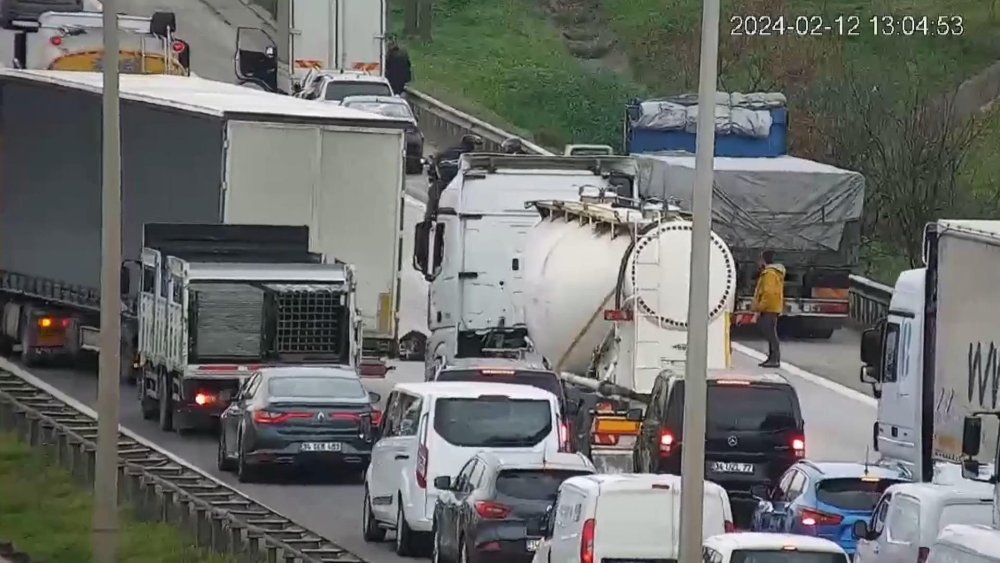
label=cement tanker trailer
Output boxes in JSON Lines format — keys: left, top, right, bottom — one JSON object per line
{"left": 520, "top": 193, "right": 737, "bottom": 470}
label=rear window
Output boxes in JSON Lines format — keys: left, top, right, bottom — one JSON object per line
{"left": 434, "top": 397, "right": 553, "bottom": 447}
{"left": 267, "top": 376, "right": 367, "bottom": 399}
{"left": 816, "top": 478, "right": 905, "bottom": 511}
{"left": 731, "top": 550, "right": 848, "bottom": 563}
{"left": 937, "top": 503, "right": 994, "bottom": 529}
{"left": 495, "top": 470, "right": 591, "bottom": 501}
{"left": 436, "top": 369, "right": 564, "bottom": 402}
{"left": 324, "top": 81, "right": 393, "bottom": 101}
{"left": 665, "top": 382, "right": 799, "bottom": 432}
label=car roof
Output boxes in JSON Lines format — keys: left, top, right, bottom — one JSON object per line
{"left": 342, "top": 95, "right": 407, "bottom": 105}
{"left": 935, "top": 524, "right": 1000, "bottom": 556}
{"left": 796, "top": 461, "right": 910, "bottom": 480}
{"left": 475, "top": 450, "right": 595, "bottom": 472}
{"left": 705, "top": 532, "right": 845, "bottom": 553}
{"left": 324, "top": 72, "right": 390, "bottom": 83}
{"left": 442, "top": 358, "right": 553, "bottom": 372}
{"left": 257, "top": 366, "right": 360, "bottom": 380}
{"left": 666, "top": 369, "right": 790, "bottom": 386}
{"left": 394, "top": 381, "right": 559, "bottom": 400}
{"left": 562, "top": 473, "right": 726, "bottom": 496}
{"left": 884, "top": 480, "right": 995, "bottom": 503}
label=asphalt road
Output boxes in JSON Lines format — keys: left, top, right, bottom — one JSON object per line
{"left": 14, "top": 1, "right": 878, "bottom": 562}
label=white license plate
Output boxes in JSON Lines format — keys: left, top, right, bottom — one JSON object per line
{"left": 527, "top": 539, "right": 541, "bottom": 552}
{"left": 711, "top": 461, "right": 754, "bottom": 473}
{"left": 300, "top": 442, "right": 342, "bottom": 452}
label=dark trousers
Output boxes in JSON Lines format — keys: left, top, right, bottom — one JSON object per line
{"left": 757, "top": 313, "right": 780, "bottom": 364}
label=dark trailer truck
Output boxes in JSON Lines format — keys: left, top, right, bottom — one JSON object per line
{"left": 0, "top": 68, "right": 408, "bottom": 372}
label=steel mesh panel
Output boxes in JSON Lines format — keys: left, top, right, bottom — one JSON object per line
{"left": 274, "top": 288, "right": 343, "bottom": 355}
{"left": 193, "top": 283, "right": 264, "bottom": 358}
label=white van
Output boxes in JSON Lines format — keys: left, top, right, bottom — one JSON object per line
{"left": 533, "top": 473, "right": 734, "bottom": 563}
{"left": 705, "top": 532, "right": 849, "bottom": 563}
{"left": 853, "top": 481, "right": 995, "bottom": 563}
{"left": 362, "top": 381, "right": 563, "bottom": 556}
{"left": 927, "top": 524, "right": 1000, "bottom": 563}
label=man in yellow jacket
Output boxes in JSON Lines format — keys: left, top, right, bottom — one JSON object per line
{"left": 752, "top": 250, "right": 786, "bottom": 368}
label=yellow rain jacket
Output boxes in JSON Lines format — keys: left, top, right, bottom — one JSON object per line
{"left": 752, "top": 264, "right": 786, "bottom": 314}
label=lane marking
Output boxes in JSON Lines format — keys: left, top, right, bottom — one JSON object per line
{"left": 403, "top": 186, "right": 876, "bottom": 407}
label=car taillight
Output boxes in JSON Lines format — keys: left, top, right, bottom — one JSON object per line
{"left": 917, "top": 547, "right": 929, "bottom": 563}
{"left": 474, "top": 501, "right": 512, "bottom": 520}
{"left": 559, "top": 421, "right": 570, "bottom": 451}
{"left": 194, "top": 392, "right": 216, "bottom": 406}
{"left": 252, "top": 410, "right": 310, "bottom": 424}
{"left": 658, "top": 429, "right": 675, "bottom": 456}
{"left": 371, "top": 410, "right": 383, "bottom": 426}
{"left": 792, "top": 436, "right": 805, "bottom": 457}
{"left": 416, "top": 444, "right": 428, "bottom": 488}
{"left": 50, "top": 35, "right": 63, "bottom": 46}
{"left": 580, "top": 518, "right": 595, "bottom": 563}
{"left": 800, "top": 508, "right": 843, "bottom": 526}
{"left": 725, "top": 521, "right": 735, "bottom": 533}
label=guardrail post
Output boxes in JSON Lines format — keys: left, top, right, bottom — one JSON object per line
{"left": 266, "top": 544, "right": 278, "bottom": 563}
{"left": 194, "top": 506, "right": 211, "bottom": 548}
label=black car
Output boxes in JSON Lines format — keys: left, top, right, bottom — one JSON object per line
{"left": 633, "top": 371, "right": 805, "bottom": 526}
{"left": 432, "top": 361, "right": 575, "bottom": 451}
{"left": 216, "top": 366, "right": 381, "bottom": 483}
{"left": 432, "top": 451, "right": 594, "bottom": 563}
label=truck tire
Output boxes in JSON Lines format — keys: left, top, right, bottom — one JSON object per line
{"left": 139, "top": 369, "right": 157, "bottom": 420}
{"left": 19, "top": 324, "right": 39, "bottom": 367}
{"left": 158, "top": 371, "right": 174, "bottom": 431}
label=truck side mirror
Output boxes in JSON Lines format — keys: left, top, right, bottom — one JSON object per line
{"left": 431, "top": 223, "right": 446, "bottom": 278}
{"left": 860, "top": 327, "right": 883, "bottom": 369}
{"left": 962, "top": 416, "right": 982, "bottom": 457}
{"left": 413, "top": 220, "right": 430, "bottom": 274}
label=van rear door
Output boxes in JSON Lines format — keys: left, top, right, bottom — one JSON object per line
{"left": 594, "top": 486, "right": 678, "bottom": 560}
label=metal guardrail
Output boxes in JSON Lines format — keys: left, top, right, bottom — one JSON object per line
{"left": 0, "top": 362, "right": 364, "bottom": 563}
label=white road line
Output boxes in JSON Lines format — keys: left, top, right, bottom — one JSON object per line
{"left": 404, "top": 188, "right": 876, "bottom": 408}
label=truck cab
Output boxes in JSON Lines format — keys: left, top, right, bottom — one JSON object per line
{"left": 411, "top": 154, "right": 640, "bottom": 379}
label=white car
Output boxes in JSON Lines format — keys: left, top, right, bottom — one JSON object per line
{"left": 341, "top": 95, "right": 424, "bottom": 173}
{"left": 361, "top": 381, "right": 564, "bottom": 556}
{"left": 927, "top": 524, "right": 1000, "bottom": 563}
{"left": 704, "top": 532, "right": 849, "bottom": 563}
{"left": 531, "top": 473, "right": 734, "bottom": 563}
{"left": 296, "top": 70, "right": 394, "bottom": 103}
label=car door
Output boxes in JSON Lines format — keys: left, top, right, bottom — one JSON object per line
{"left": 223, "top": 373, "right": 260, "bottom": 456}
{"left": 881, "top": 494, "right": 920, "bottom": 563}
{"left": 856, "top": 492, "right": 893, "bottom": 563}
{"left": 638, "top": 377, "right": 665, "bottom": 470}
{"left": 369, "top": 391, "right": 405, "bottom": 519}
{"left": 772, "top": 469, "right": 806, "bottom": 532}
{"left": 457, "top": 459, "right": 487, "bottom": 542}
{"left": 756, "top": 469, "right": 795, "bottom": 531}
{"left": 441, "top": 458, "right": 476, "bottom": 559}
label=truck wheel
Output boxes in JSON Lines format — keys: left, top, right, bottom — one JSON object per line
{"left": 140, "top": 378, "right": 157, "bottom": 421}
{"left": 20, "top": 344, "right": 40, "bottom": 367}
{"left": 158, "top": 371, "right": 174, "bottom": 431}
{"left": 0, "top": 336, "right": 12, "bottom": 356}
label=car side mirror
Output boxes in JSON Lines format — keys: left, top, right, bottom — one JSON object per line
{"left": 264, "top": 45, "right": 275, "bottom": 58}
{"left": 852, "top": 520, "right": 870, "bottom": 540}
{"left": 413, "top": 220, "right": 431, "bottom": 274}
{"left": 962, "top": 416, "right": 982, "bottom": 457}
{"left": 368, "top": 391, "right": 382, "bottom": 404}
{"left": 625, "top": 408, "right": 643, "bottom": 422}
{"left": 433, "top": 476, "right": 452, "bottom": 490}
{"left": 860, "top": 327, "right": 883, "bottom": 371}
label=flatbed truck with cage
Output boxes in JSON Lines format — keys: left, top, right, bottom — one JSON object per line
{"left": 0, "top": 68, "right": 408, "bottom": 370}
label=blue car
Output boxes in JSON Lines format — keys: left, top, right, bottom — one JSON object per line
{"left": 750, "top": 461, "right": 909, "bottom": 554}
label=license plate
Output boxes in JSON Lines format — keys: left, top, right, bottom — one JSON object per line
{"left": 527, "top": 539, "right": 541, "bottom": 552}
{"left": 711, "top": 461, "right": 754, "bottom": 473}
{"left": 300, "top": 442, "right": 342, "bottom": 452}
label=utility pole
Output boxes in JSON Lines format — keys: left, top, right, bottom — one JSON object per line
{"left": 92, "top": 0, "right": 122, "bottom": 561}
{"left": 677, "top": 0, "right": 721, "bottom": 561}
{"left": 404, "top": 0, "right": 418, "bottom": 36}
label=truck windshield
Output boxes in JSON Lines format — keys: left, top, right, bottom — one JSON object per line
{"left": 731, "top": 551, "right": 848, "bottom": 563}
{"left": 433, "top": 398, "right": 552, "bottom": 447}
{"left": 324, "top": 81, "right": 393, "bottom": 101}
{"left": 189, "top": 282, "right": 264, "bottom": 361}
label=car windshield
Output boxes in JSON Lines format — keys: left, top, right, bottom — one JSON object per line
{"left": 434, "top": 397, "right": 552, "bottom": 447}
{"left": 324, "top": 81, "right": 393, "bottom": 101}
{"left": 731, "top": 551, "right": 848, "bottom": 563}
{"left": 815, "top": 478, "right": 905, "bottom": 511}
{"left": 267, "top": 376, "right": 367, "bottom": 399}
{"left": 666, "top": 382, "right": 799, "bottom": 433}
{"left": 345, "top": 101, "right": 413, "bottom": 119}
{"left": 435, "top": 369, "right": 564, "bottom": 404}
{"left": 495, "top": 469, "right": 591, "bottom": 501}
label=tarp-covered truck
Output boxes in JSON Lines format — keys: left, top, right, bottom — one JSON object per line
{"left": 635, "top": 153, "right": 865, "bottom": 339}
{"left": 0, "top": 69, "right": 409, "bottom": 372}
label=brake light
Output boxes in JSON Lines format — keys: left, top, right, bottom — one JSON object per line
{"left": 194, "top": 392, "right": 215, "bottom": 406}
{"left": 603, "top": 309, "right": 632, "bottom": 321}
{"left": 479, "top": 369, "right": 516, "bottom": 375}
{"left": 50, "top": 36, "right": 63, "bottom": 46}
{"left": 800, "top": 508, "right": 843, "bottom": 526}
{"left": 580, "top": 518, "right": 595, "bottom": 563}
{"left": 918, "top": 547, "right": 929, "bottom": 563}
{"left": 330, "top": 412, "right": 360, "bottom": 421}
{"left": 371, "top": 410, "right": 383, "bottom": 426}
{"left": 38, "top": 317, "right": 69, "bottom": 329}
{"left": 792, "top": 437, "right": 805, "bottom": 457}
{"left": 725, "top": 521, "right": 735, "bottom": 533}
{"left": 252, "top": 410, "right": 311, "bottom": 424}
{"left": 715, "top": 379, "right": 751, "bottom": 385}
{"left": 416, "top": 443, "right": 428, "bottom": 488}
{"left": 171, "top": 40, "right": 186, "bottom": 53}
{"left": 658, "top": 429, "right": 675, "bottom": 456}
{"left": 474, "top": 501, "right": 512, "bottom": 519}
{"left": 559, "top": 421, "right": 570, "bottom": 451}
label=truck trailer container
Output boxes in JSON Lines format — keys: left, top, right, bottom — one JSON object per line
{"left": 0, "top": 69, "right": 408, "bottom": 368}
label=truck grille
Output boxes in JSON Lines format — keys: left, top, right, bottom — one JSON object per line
{"left": 270, "top": 286, "right": 345, "bottom": 357}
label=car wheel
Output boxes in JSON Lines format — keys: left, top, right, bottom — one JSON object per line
{"left": 157, "top": 371, "right": 173, "bottom": 431}
{"left": 395, "top": 498, "right": 416, "bottom": 556}
{"left": 236, "top": 436, "right": 258, "bottom": 483}
{"left": 217, "top": 430, "right": 235, "bottom": 472}
{"left": 362, "top": 488, "right": 386, "bottom": 542}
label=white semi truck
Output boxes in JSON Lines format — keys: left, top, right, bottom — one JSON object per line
{"left": 410, "top": 154, "right": 641, "bottom": 378}
{"left": 860, "top": 220, "right": 1000, "bottom": 493}
{"left": 0, "top": 69, "right": 409, "bottom": 373}
{"left": 519, "top": 194, "right": 737, "bottom": 469}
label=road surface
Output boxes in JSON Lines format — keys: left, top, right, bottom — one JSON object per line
{"left": 9, "top": 1, "right": 877, "bottom": 562}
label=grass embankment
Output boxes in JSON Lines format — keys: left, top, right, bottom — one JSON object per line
{"left": 0, "top": 432, "right": 235, "bottom": 563}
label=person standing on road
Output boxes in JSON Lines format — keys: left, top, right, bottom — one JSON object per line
{"left": 385, "top": 38, "right": 412, "bottom": 96}
{"left": 752, "top": 250, "right": 785, "bottom": 369}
